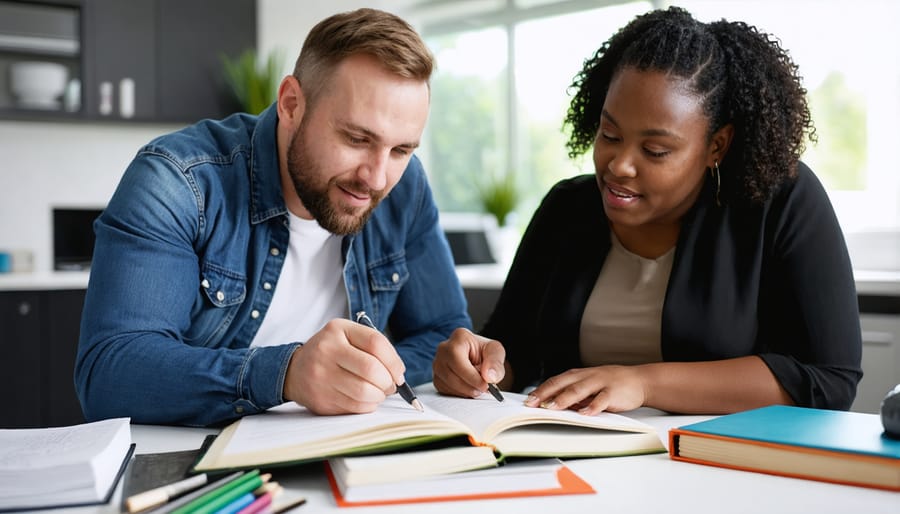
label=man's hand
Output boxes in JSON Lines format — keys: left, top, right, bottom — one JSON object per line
{"left": 433, "top": 328, "right": 507, "bottom": 398}
{"left": 282, "top": 319, "right": 406, "bottom": 415}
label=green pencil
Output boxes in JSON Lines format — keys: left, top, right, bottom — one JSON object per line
{"left": 170, "top": 469, "right": 263, "bottom": 514}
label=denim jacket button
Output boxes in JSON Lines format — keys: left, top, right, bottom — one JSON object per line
{"left": 391, "top": 272, "right": 400, "bottom": 283}
{"left": 251, "top": 309, "right": 260, "bottom": 319}
{"left": 263, "top": 282, "right": 272, "bottom": 290}
{"left": 201, "top": 279, "right": 210, "bottom": 289}
{"left": 270, "top": 247, "right": 280, "bottom": 256}
{"left": 216, "top": 290, "right": 225, "bottom": 301}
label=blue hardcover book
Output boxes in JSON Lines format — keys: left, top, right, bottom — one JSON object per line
{"left": 669, "top": 405, "right": 900, "bottom": 491}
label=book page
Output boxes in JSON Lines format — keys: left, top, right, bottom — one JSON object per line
{"left": 222, "top": 395, "right": 467, "bottom": 457}
{"left": 419, "top": 390, "right": 657, "bottom": 442}
{"left": 0, "top": 417, "right": 129, "bottom": 469}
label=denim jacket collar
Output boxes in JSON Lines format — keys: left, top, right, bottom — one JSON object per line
{"left": 250, "top": 104, "right": 288, "bottom": 225}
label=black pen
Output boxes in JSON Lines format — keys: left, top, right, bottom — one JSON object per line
{"left": 354, "top": 311, "right": 424, "bottom": 412}
{"left": 487, "top": 383, "right": 505, "bottom": 402}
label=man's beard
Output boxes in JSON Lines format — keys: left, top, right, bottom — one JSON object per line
{"left": 286, "top": 124, "right": 384, "bottom": 235}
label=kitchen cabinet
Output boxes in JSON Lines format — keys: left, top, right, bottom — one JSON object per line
{"left": 0, "top": 288, "right": 85, "bottom": 428}
{"left": 463, "top": 287, "right": 501, "bottom": 333}
{"left": 81, "top": 0, "right": 156, "bottom": 120}
{"left": 0, "top": 0, "right": 256, "bottom": 123}
{"left": 852, "top": 313, "right": 900, "bottom": 414}
{"left": 1, "top": 291, "right": 43, "bottom": 427}
{"left": 0, "top": 0, "right": 81, "bottom": 118}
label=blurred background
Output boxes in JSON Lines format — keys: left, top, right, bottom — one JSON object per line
{"left": 1, "top": 0, "right": 897, "bottom": 427}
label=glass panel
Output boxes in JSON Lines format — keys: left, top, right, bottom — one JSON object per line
{"left": 513, "top": 2, "right": 651, "bottom": 218}
{"left": 422, "top": 27, "right": 508, "bottom": 212}
{"left": 679, "top": 0, "right": 900, "bottom": 231}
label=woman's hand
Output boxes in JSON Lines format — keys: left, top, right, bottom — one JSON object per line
{"left": 433, "top": 328, "right": 507, "bottom": 398}
{"left": 524, "top": 365, "right": 648, "bottom": 415}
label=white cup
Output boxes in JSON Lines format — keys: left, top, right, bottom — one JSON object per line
{"left": 10, "top": 249, "right": 34, "bottom": 273}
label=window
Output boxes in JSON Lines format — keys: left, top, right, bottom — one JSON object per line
{"left": 410, "top": 0, "right": 900, "bottom": 245}
{"left": 678, "top": 0, "right": 900, "bottom": 234}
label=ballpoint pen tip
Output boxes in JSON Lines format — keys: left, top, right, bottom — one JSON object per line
{"left": 412, "top": 399, "right": 425, "bottom": 412}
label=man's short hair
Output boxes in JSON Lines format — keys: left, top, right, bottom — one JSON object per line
{"left": 293, "top": 8, "right": 434, "bottom": 107}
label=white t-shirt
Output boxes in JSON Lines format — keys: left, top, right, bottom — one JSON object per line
{"left": 250, "top": 212, "right": 348, "bottom": 347}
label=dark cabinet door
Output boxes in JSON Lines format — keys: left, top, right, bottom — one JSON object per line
{"left": 81, "top": 0, "right": 157, "bottom": 120}
{"left": 0, "top": 291, "right": 42, "bottom": 428}
{"left": 156, "top": 0, "right": 256, "bottom": 122}
{"left": 41, "top": 289, "right": 86, "bottom": 427}
{"left": 0, "top": 289, "right": 86, "bottom": 428}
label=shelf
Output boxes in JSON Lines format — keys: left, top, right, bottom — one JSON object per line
{"left": 0, "top": 33, "right": 78, "bottom": 56}
{"left": 0, "top": 106, "right": 82, "bottom": 122}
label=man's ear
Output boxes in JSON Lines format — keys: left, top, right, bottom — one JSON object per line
{"left": 708, "top": 123, "right": 734, "bottom": 167}
{"left": 276, "top": 75, "right": 306, "bottom": 124}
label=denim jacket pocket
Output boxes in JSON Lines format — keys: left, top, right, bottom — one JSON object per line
{"left": 200, "top": 261, "right": 247, "bottom": 307}
{"left": 368, "top": 255, "right": 409, "bottom": 292}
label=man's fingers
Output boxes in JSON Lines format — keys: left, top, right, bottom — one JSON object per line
{"left": 339, "top": 320, "right": 406, "bottom": 387}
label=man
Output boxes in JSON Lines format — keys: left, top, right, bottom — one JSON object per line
{"left": 75, "top": 8, "right": 471, "bottom": 426}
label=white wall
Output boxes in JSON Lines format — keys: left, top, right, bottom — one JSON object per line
{"left": 0, "top": 121, "right": 183, "bottom": 271}
{"left": 0, "top": 0, "right": 404, "bottom": 272}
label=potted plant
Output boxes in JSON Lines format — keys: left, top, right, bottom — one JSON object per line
{"left": 220, "top": 48, "right": 284, "bottom": 115}
{"left": 478, "top": 171, "right": 518, "bottom": 228}
{"left": 477, "top": 171, "right": 519, "bottom": 264}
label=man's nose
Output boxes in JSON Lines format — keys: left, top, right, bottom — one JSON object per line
{"left": 358, "top": 149, "right": 389, "bottom": 191}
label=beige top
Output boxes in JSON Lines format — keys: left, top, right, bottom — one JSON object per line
{"left": 579, "top": 232, "right": 675, "bottom": 366}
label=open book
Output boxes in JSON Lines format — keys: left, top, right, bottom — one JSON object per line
{"left": 0, "top": 417, "right": 133, "bottom": 512}
{"left": 194, "top": 389, "right": 665, "bottom": 473}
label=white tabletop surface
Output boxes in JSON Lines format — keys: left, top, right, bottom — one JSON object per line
{"left": 31, "top": 407, "right": 899, "bottom": 514}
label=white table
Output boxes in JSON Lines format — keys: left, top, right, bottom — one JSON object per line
{"left": 37, "top": 408, "right": 898, "bottom": 514}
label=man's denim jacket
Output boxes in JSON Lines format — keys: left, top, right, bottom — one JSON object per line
{"left": 75, "top": 104, "right": 471, "bottom": 426}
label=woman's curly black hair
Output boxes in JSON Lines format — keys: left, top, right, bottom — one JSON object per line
{"left": 563, "top": 6, "right": 815, "bottom": 204}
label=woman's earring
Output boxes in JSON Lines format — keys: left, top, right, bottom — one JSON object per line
{"left": 710, "top": 160, "right": 722, "bottom": 207}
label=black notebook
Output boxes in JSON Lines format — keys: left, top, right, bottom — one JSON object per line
{"left": 120, "top": 434, "right": 218, "bottom": 512}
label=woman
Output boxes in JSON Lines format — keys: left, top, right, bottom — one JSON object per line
{"left": 433, "top": 6, "right": 862, "bottom": 414}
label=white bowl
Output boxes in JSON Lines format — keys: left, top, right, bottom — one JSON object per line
{"left": 9, "top": 61, "right": 69, "bottom": 109}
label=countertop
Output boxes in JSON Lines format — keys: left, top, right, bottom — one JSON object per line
{"left": 0, "top": 270, "right": 91, "bottom": 291}
{"left": 1, "top": 267, "right": 899, "bottom": 297}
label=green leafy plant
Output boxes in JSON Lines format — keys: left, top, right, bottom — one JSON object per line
{"left": 478, "top": 172, "right": 518, "bottom": 227}
{"left": 220, "top": 48, "right": 284, "bottom": 115}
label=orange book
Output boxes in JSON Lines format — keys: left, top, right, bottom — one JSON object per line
{"left": 325, "top": 455, "right": 594, "bottom": 506}
{"left": 669, "top": 405, "right": 900, "bottom": 491}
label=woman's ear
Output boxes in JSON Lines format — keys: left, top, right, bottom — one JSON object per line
{"left": 708, "top": 123, "right": 734, "bottom": 166}
{"left": 276, "top": 75, "right": 306, "bottom": 124}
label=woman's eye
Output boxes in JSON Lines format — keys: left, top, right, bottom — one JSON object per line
{"left": 600, "top": 132, "right": 619, "bottom": 142}
{"left": 645, "top": 148, "right": 670, "bottom": 158}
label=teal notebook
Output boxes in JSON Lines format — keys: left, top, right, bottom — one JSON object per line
{"left": 669, "top": 405, "right": 900, "bottom": 491}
